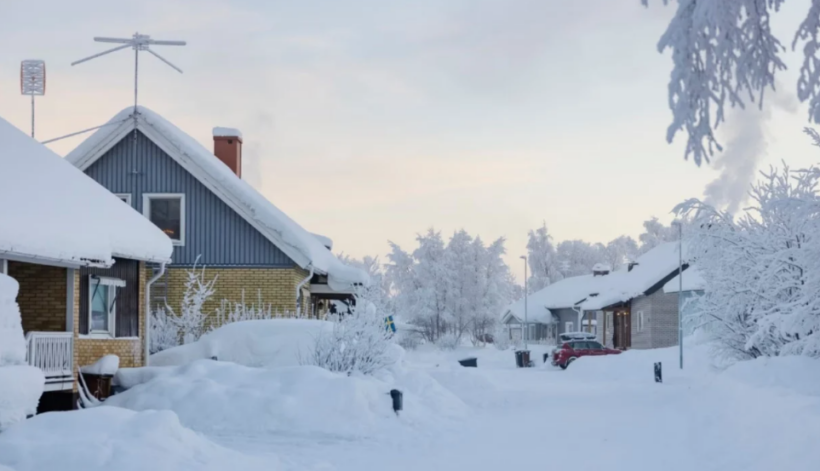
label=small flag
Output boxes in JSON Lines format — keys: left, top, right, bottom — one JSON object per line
{"left": 384, "top": 315, "right": 396, "bottom": 333}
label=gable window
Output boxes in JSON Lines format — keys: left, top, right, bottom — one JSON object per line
{"left": 143, "top": 194, "right": 185, "bottom": 245}
{"left": 88, "top": 275, "right": 125, "bottom": 336}
{"left": 115, "top": 193, "right": 132, "bottom": 206}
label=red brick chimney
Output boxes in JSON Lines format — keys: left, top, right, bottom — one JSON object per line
{"left": 213, "top": 127, "right": 243, "bottom": 177}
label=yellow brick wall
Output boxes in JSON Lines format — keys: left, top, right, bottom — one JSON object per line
{"left": 152, "top": 266, "right": 312, "bottom": 330}
{"left": 74, "top": 262, "right": 146, "bottom": 389}
{"left": 8, "top": 262, "right": 67, "bottom": 333}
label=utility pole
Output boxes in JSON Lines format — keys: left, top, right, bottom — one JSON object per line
{"left": 673, "top": 221, "right": 684, "bottom": 370}
{"left": 520, "top": 255, "right": 528, "bottom": 351}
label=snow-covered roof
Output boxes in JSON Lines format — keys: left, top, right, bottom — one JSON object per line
{"left": 581, "top": 242, "right": 689, "bottom": 310}
{"left": 0, "top": 115, "right": 172, "bottom": 267}
{"left": 663, "top": 265, "right": 705, "bottom": 294}
{"left": 592, "top": 263, "right": 612, "bottom": 273}
{"left": 212, "top": 127, "right": 242, "bottom": 138}
{"left": 311, "top": 233, "right": 333, "bottom": 250}
{"left": 64, "top": 106, "right": 367, "bottom": 288}
{"left": 501, "top": 273, "right": 614, "bottom": 324}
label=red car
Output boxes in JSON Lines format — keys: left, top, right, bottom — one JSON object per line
{"left": 552, "top": 340, "right": 621, "bottom": 369}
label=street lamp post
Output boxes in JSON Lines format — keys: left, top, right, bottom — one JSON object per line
{"left": 672, "top": 221, "right": 683, "bottom": 370}
{"left": 520, "top": 255, "right": 528, "bottom": 351}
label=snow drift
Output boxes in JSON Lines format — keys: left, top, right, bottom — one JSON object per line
{"left": 0, "top": 407, "right": 275, "bottom": 471}
{"left": 107, "top": 359, "right": 467, "bottom": 439}
{"left": 149, "top": 319, "right": 334, "bottom": 368}
{"left": 0, "top": 274, "right": 43, "bottom": 431}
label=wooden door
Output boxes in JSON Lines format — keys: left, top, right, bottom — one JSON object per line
{"left": 613, "top": 310, "right": 631, "bottom": 349}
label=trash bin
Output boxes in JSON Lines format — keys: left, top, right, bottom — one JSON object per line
{"left": 458, "top": 357, "right": 478, "bottom": 368}
{"left": 81, "top": 373, "right": 113, "bottom": 400}
{"left": 515, "top": 350, "right": 523, "bottom": 367}
{"left": 390, "top": 389, "right": 403, "bottom": 415}
{"left": 520, "top": 350, "right": 531, "bottom": 367}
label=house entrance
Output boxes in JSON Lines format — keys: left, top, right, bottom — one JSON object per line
{"left": 613, "top": 309, "right": 631, "bottom": 350}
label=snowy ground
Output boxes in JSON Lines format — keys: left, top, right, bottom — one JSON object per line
{"left": 2, "top": 340, "right": 819, "bottom": 471}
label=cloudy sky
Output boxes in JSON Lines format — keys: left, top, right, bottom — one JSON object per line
{"left": 1, "top": 0, "right": 817, "bottom": 281}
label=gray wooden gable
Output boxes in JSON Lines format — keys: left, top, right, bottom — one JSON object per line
{"left": 83, "top": 131, "right": 295, "bottom": 268}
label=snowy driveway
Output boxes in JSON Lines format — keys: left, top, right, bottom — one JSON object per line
{"left": 217, "top": 349, "right": 820, "bottom": 471}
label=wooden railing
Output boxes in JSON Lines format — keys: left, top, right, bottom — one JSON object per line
{"left": 25, "top": 331, "right": 74, "bottom": 391}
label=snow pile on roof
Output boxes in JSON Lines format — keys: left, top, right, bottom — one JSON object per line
{"left": 0, "top": 274, "right": 44, "bottom": 431}
{"left": 311, "top": 232, "right": 333, "bottom": 250}
{"left": 0, "top": 407, "right": 275, "bottom": 471}
{"left": 106, "top": 360, "right": 468, "bottom": 439}
{"left": 0, "top": 115, "right": 172, "bottom": 266}
{"left": 65, "top": 107, "right": 367, "bottom": 287}
{"left": 592, "top": 263, "right": 612, "bottom": 272}
{"left": 212, "top": 127, "right": 242, "bottom": 138}
{"left": 149, "top": 319, "right": 335, "bottom": 368}
{"left": 664, "top": 265, "right": 706, "bottom": 293}
{"left": 581, "top": 242, "right": 688, "bottom": 310}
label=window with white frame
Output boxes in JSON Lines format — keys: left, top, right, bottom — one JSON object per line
{"left": 637, "top": 311, "right": 645, "bottom": 333}
{"left": 143, "top": 194, "right": 185, "bottom": 244}
{"left": 88, "top": 275, "right": 125, "bottom": 336}
{"left": 115, "top": 193, "right": 132, "bottom": 206}
{"left": 565, "top": 321, "right": 573, "bottom": 333}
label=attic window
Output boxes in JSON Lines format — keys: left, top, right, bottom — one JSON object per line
{"left": 143, "top": 194, "right": 185, "bottom": 245}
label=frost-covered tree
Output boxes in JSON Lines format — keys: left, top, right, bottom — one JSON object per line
{"left": 645, "top": 0, "right": 820, "bottom": 165}
{"left": 165, "top": 261, "right": 217, "bottom": 345}
{"left": 638, "top": 217, "right": 679, "bottom": 254}
{"left": 386, "top": 229, "right": 515, "bottom": 343}
{"left": 526, "top": 222, "right": 561, "bottom": 292}
{"left": 676, "top": 159, "right": 820, "bottom": 360}
{"left": 602, "top": 235, "right": 640, "bottom": 269}
{"left": 337, "top": 254, "right": 392, "bottom": 320}
{"left": 556, "top": 240, "right": 603, "bottom": 277}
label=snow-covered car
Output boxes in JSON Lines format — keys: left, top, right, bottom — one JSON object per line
{"left": 552, "top": 340, "right": 621, "bottom": 369}
{"left": 546, "top": 332, "right": 599, "bottom": 363}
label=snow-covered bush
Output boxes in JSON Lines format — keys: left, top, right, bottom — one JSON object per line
{"left": 435, "top": 333, "right": 461, "bottom": 351}
{"left": 311, "top": 299, "right": 395, "bottom": 376}
{"left": 0, "top": 274, "right": 44, "bottom": 431}
{"left": 676, "top": 159, "right": 820, "bottom": 360}
{"left": 165, "top": 261, "right": 217, "bottom": 345}
{"left": 493, "top": 325, "right": 511, "bottom": 351}
{"left": 150, "top": 307, "right": 180, "bottom": 355}
{"left": 213, "top": 290, "right": 274, "bottom": 327}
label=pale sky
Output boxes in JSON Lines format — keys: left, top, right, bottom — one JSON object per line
{"left": 1, "top": 0, "right": 818, "bottom": 282}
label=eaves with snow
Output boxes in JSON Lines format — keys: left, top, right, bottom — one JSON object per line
{"left": 64, "top": 106, "right": 368, "bottom": 289}
{"left": 0, "top": 115, "right": 172, "bottom": 268}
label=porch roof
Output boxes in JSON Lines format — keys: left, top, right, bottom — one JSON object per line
{"left": 0, "top": 115, "right": 173, "bottom": 268}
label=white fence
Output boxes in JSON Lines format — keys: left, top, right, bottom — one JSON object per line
{"left": 25, "top": 331, "right": 74, "bottom": 391}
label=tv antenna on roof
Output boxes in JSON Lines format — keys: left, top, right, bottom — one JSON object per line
{"left": 71, "top": 32, "right": 186, "bottom": 119}
{"left": 21, "top": 60, "right": 46, "bottom": 138}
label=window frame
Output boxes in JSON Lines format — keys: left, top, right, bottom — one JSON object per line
{"left": 87, "top": 275, "right": 125, "bottom": 338}
{"left": 565, "top": 321, "right": 573, "bottom": 333}
{"left": 115, "top": 193, "right": 132, "bottom": 206}
{"left": 142, "top": 193, "right": 186, "bottom": 246}
{"left": 637, "top": 311, "right": 645, "bottom": 333}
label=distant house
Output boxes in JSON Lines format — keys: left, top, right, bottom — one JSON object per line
{"left": 663, "top": 265, "right": 705, "bottom": 336}
{"left": 499, "top": 269, "right": 612, "bottom": 343}
{"left": 504, "top": 242, "right": 698, "bottom": 349}
{"left": 0, "top": 115, "right": 173, "bottom": 408}
{"left": 65, "top": 106, "right": 368, "bottom": 323}
{"left": 580, "top": 242, "right": 694, "bottom": 350}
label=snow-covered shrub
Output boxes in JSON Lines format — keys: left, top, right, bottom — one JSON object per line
{"left": 150, "top": 307, "right": 180, "bottom": 354}
{"left": 212, "top": 290, "right": 274, "bottom": 327}
{"left": 166, "top": 261, "right": 217, "bottom": 345}
{"left": 676, "top": 160, "right": 820, "bottom": 360}
{"left": 435, "top": 333, "right": 460, "bottom": 351}
{"left": 311, "top": 299, "right": 395, "bottom": 375}
{"left": 396, "top": 331, "right": 423, "bottom": 350}
{"left": 0, "top": 274, "right": 44, "bottom": 430}
{"left": 493, "top": 326, "right": 511, "bottom": 351}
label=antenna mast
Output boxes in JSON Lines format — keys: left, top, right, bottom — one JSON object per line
{"left": 21, "top": 60, "right": 46, "bottom": 138}
{"left": 71, "top": 32, "right": 186, "bottom": 122}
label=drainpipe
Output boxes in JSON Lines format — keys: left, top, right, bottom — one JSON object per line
{"left": 296, "top": 264, "right": 314, "bottom": 318}
{"left": 573, "top": 305, "right": 583, "bottom": 333}
{"left": 144, "top": 262, "right": 166, "bottom": 366}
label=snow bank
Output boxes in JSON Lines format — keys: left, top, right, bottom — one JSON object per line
{"left": 65, "top": 106, "right": 366, "bottom": 288}
{"left": 79, "top": 354, "right": 119, "bottom": 375}
{"left": 0, "top": 407, "right": 275, "bottom": 471}
{"left": 150, "top": 319, "right": 334, "bottom": 368}
{"left": 106, "top": 360, "right": 467, "bottom": 438}
{"left": 0, "top": 115, "right": 172, "bottom": 266}
{"left": 0, "top": 366, "right": 44, "bottom": 431}
{"left": 0, "top": 275, "right": 24, "bottom": 367}
{"left": 0, "top": 274, "right": 44, "bottom": 431}
{"left": 722, "top": 355, "right": 820, "bottom": 397}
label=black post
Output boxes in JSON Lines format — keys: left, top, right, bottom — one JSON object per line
{"left": 654, "top": 362, "right": 662, "bottom": 383}
{"left": 390, "top": 389, "right": 403, "bottom": 415}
